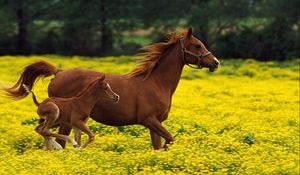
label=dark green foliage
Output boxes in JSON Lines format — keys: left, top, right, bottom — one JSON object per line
{"left": 244, "top": 133, "right": 255, "bottom": 145}
{"left": 0, "top": 0, "right": 298, "bottom": 60}
{"left": 21, "top": 118, "right": 39, "bottom": 125}
{"left": 103, "top": 143, "right": 126, "bottom": 153}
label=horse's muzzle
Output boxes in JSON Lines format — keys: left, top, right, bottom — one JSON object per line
{"left": 113, "top": 94, "right": 120, "bottom": 103}
{"left": 209, "top": 57, "right": 219, "bottom": 72}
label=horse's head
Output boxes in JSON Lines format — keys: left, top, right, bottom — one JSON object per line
{"left": 180, "top": 28, "right": 219, "bottom": 72}
{"left": 95, "top": 75, "right": 120, "bottom": 103}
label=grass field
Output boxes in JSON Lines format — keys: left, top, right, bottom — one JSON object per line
{"left": 0, "top": 55, "right": 299, "bottom": 174}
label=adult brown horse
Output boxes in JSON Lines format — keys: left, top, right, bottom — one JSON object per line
{"left": 4, "top": 28, "right": 219, "bottom": 150}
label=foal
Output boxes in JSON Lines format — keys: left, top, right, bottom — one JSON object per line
{"left": 23, "top": 75, "right": 119, "bottom": 150}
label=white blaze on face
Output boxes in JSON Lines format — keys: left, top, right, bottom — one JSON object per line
{"left": 107, "top": 83, "right": 114, "bottom": 93}
{"left": 106, "top": 83, "right": 119, "bottom": 101}
{"left": 214, "top": 57, "right": 220, "bottom": 66}
{"left": 106, "top": 83, "right": 111, "bottom": 95}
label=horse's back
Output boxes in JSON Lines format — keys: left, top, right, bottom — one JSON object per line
{"left": 48, "top": 68, "right": 102, "bottom": 97}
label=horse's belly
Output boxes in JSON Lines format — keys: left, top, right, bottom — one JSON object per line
{"left": 90, "top": 113, "right": 136, "bottom": 126}
{"left": 90, "top": 102, "right": 137, "bottom": 126}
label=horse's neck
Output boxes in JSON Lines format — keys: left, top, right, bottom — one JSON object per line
{"left": 151, "top": 43, "right": 184, "bottom": 94}
{"left": 76, "top": 85, "right": 98, "bottom": 112}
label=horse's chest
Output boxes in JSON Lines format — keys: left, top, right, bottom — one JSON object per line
{"left": 152, "top": 97, "right": 171, "bottom": 119}
{"left": 157, "top": 107, "right": 170, "bottom": 122}
{"left": 136, "top": 90, "right": 170, "bottom": 118}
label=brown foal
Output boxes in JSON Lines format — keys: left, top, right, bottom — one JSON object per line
{"left": 23, "top": 75, "right": 119, "bottom": 150}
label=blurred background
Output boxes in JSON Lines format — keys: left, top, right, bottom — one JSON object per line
{"left": 0, "top": 0, "right": 299, "bottom": 60}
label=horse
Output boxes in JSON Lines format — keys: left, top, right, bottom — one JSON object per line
{"left": 4, "top": 28, "right": 219, "bottom": 150}
{"left": 22, "top": 75, "right": 119, "bottom": 150}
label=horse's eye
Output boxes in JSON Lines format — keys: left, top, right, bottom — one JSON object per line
{"left": 195, "top": 44, "right": 201, "bottom": 49}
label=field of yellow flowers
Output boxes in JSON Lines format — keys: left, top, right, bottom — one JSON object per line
{"left": 0, "top": 56, "right": 299, "bottom": 174}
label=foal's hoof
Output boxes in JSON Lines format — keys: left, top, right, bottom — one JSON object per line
{"left": 69, "top": 139, "right": 78, "bottom": 147}
{"left": 73, "top": 144, "right": 80, "bottom": 148}
{"left": 50, "top": 139, "right": 63, "bottom": 150}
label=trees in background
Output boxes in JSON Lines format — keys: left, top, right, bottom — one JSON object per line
{"left": 0, "top": 0, "right": 60, "bottom": 54}
{"left": 0, "top": 0, "right": 299, "bottom": 60}
{"left": 213, "top": 0, "right": 299, "bottom": 60}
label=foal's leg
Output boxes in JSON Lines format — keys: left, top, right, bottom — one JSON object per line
{"left": 43, "top": 136, "right": 53, "bottom": 150}
{"left": 48, "top": 137, "right": 63, "bottom": 150}
{"left": 43, "top": 136, "right": 64, "bottom": 150}
{"left": 35, "top": 122, "right": 52, "bottom": 150}
{"left": 35, "top": 120, "right": 62, "bottom": 150}
{"left": 73, "top": 127, "right": 82, "bottom": 146}
{"left": 40, "top": 116, "right": 78, "bottom": 147}
{"left": 143, "top": 117, "right": 174, "bottom": 149}
{"left": 72, "top": 119, "right": 95, "bottom": 149}
{"left": 55, "top": 123, "right": 72, "bottom": 148}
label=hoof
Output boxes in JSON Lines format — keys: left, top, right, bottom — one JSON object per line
{"left": 50, "top": 139, "right": 63, "bottom": 150}
{"left": 73, "top": 144, "right": 80, "bottom": 148}
{"left": 68, "top": 136, "right": 78, "bottom": 146}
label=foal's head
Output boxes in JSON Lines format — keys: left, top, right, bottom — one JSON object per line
{"left": 91, "top": 75, "right": 119, "bottom": 103}
{"left": 181, "top": 28, "right": 219, "bottom": 72}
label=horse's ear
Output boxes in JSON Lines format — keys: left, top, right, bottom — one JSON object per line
{"left": 186, "top": 27, "right": 193, "bottom": 39}
{"left": 99, "top": 74, "right": 105, "bottom": 81}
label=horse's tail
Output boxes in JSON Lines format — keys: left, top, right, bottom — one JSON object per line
{"left": 22, "top": 84, "right": 40, "bottom": 107}
{"left": 3, "top": 61, "right": 60, "bottom": 100}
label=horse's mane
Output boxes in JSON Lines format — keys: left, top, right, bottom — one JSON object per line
{"left": 127, "top": 30, "right": 186, "bottom": 79}
{"left": 75, "top": 77, "right": 102, "bottom": 97}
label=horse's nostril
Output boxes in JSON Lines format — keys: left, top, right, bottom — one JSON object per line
{"left": 114, "top": 95, "right": 120, "bottom": 102}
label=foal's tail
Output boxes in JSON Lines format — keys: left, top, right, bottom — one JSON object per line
{"left": 3, "top": 61, "right": 60, "bottom": 100}
{"left": 22, "top": 84, "right": 40, "bottom": 107}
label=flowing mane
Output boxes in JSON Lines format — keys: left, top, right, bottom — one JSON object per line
{"left": 127, "top": 30, "right": 186, "bottom": 79}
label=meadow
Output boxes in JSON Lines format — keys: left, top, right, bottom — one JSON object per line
{"left": 0, "top": 55, "right": 299, "bottom": 175}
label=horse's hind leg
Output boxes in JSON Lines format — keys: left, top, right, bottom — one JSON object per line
{"left": 44, "top": 136, "right": 63, "bottom": 150}
{"left": 35, "top": 119, "right": 62, "bottom": 150}
{"left": 40, "top": 116, "right": 78, "bottom": 147}
{"left": 43, "top": 136, "right": 55, "bottom": 150}
{"left": 40, "top": 119, "right": 78, "bottom": 147}
{"left": 35, "top": 121, "right": 52, "bottom": 150}
{"left": 39, "top": 103, "right": 78, "bottom": 148}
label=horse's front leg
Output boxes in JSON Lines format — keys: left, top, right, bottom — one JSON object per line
{"left": 150, "top": 130, "right": 162, "bottom": 150}
{"left": 143, "top": 117, "right": 174, "bottom": 149}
